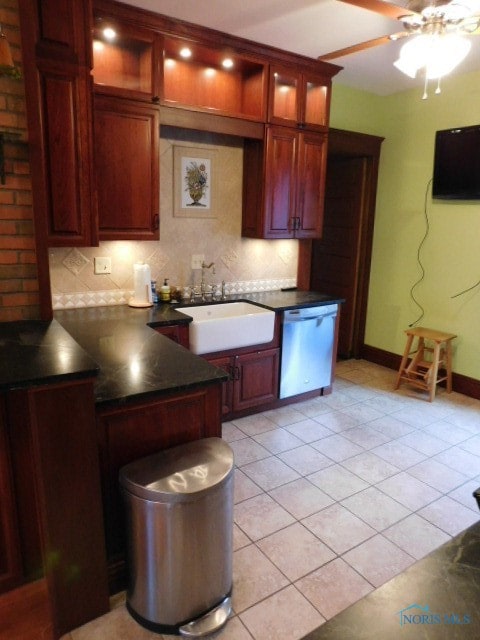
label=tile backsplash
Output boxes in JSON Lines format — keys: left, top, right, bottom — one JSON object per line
{"left": 50, "top": 128, "right": 298, "bottom": 309}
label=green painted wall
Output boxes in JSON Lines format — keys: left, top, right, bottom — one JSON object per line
{"left": 329, "top": 71, "right": 480, "bottom": 380}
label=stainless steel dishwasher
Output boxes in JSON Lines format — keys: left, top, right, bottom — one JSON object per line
{"left": 280, "top": 304, "right": 338, "bottom": 399}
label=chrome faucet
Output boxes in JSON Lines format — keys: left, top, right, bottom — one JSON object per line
{"left": 201, "top": 261, "right": 215, "bottom": 300}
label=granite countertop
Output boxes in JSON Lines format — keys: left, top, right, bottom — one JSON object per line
{"left": 54, "top": 305, "right": 227, "bottom": 406}
{"left": 0, "top": 319, "right": 99, "bottom": 391}
{"left": 1, "top": 290, "right": 342, "bottom": 403}
{"left": 302, "top": 520, "right": 480, "bottom": 640}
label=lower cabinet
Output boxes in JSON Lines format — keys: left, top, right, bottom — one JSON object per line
{"left": 96, "top": 384, "right": 222, "bottom": 591}
{"left": 154, "top": 323, "right": 189, "bottom": 348}
{"left": 0, "top": 395, "right": 22, "bottom": 594}
{"left": 207, "top": 347, "right": 280, "bottom": 417}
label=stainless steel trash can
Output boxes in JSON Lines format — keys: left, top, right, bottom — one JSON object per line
{"left": 119, "top": 437, "right": 234, "bottom": 637}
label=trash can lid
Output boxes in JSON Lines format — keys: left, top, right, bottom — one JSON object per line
{"left": 119, "top": 437, "right": 234, "bottom": 502}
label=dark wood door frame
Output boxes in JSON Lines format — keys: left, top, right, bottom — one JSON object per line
{"left": 297, "top": 128, "right": 384, "bottom": 358}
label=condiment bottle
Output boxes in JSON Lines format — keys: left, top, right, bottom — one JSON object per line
{"left": 160, "top": 278, "right": 171, "bottom": 302}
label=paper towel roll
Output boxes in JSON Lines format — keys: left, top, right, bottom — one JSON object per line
{"left": 129, "top": 262, "right": 153, "bottom": 307}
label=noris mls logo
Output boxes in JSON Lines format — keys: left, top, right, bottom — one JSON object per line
{"left": 398, "top": 603, "right": 471, "bottom": 626}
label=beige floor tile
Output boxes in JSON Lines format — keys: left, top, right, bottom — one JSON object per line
{"left": 230, "top": 438, "right": 271, "bottom": 466}
{"left": 376, "top": 471, "right": 441, "bottom": 510}
{"left": 341, "top": 486, "right": 411, "bottom": 531}
{"left": 234, "top": 523, "right": 251, "bottom": 550}
{"left": 459, "top": 434, "right": 480, "bottom": 455}
{"left": 234, "top": 469, "right": 263, "bottom": 504}
{"left": 302, "top": 503, "right": 376, "bottom": 554}
{"left": 384, "top": 513, "right": 451, "bottom": 559}
{"left": 366, "top": 414, "right": 416, "bottom": 439}
{"left": 268, "top": 477, "right": 334, "bottom": 519}
{"left": 341, "top": 425, "right": 392, "bottom": 449}
{"left": 296, "top": 557, "right": 373, "bottom": 620}
{"left": 262, "top": 405, "right": 306, "bottom": 427}
{"left": 234, "top": 493, "right": 295, "bottom": 541}
{"left": 308, "top": 464, "right": 369, "bottom": 501}
{"left": 278, "top": 444, "right": 333, "bottom": 475}
{"left": 418, "top": 495, "right": 480, "bottom": 535}
{"left": 222, "top": 422, "right": 248, "bottom": 443}
{"left": 253, "top": 427, "right": 304, "bottom": 454}
{"left": 371, "top": 440, "right": 426, "bottom": 469}
{"left": 296, "top": 398, "right": 333, "bottom": 419}
{"left": 340, "top": 403, "right": 386, "bottom": 424}
{"left": 397, "top": 431, "right": 451, "bottom": 456}
{"left": 239, "top": 585, "right": 325, "bottom": 640}
{"left": 310, "top": 433, "right": 365, "bottom": 462}
{"left": 422, "top": 420, "right": 472, "bottom": 445}
{"left": 314, "top": 411, "right": 362, "bottom": 433}
{"left": 70, "top": 605, "right": 156, "bottom": 639}
{"left": 408, "top": 458, "right": 469, "bottom": 492}
{"left": 341, "top": 451, "right": 400, "bottom": 483}
{"left": 283, "top": 417, "right": 334, "bottom": 442}
{"left": 257, "top": 522, "right": 335, "bottom": 581}
{"left": 342, "top": 534, "right": 415, "bottom": 588}
{"left": 447, "top": 479, "right": 480, "bottom": 510}
{"left": 232, "top": 544, "right": 289, "bottom": 613}
{"left": 433, "top": 446, "right": 480, "bottom": 477}
{"left": 240, "top": 455, "right": 300, "bottom": 491}
{"left": 231, "top": 413, "right": 278, "bottom": 436}
{"left": 204, "top": 614, "right": 253, "bottom": 639}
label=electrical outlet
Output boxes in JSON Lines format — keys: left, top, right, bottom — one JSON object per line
{"left": 94, "top": 257, "right": 112, "bottom": 274}
{"left": 191, "top": 254, "right": 205, "bottom": 270}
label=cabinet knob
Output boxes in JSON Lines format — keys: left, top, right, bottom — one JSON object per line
{"left": 152, "top": 95, "right": 160, "bottom": 103}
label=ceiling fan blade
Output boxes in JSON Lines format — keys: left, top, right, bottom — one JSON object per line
{"left": 319, "top": 33, "right": 405, "bottom": 60}
{"left": 338, "top": 0, "right": 419, "bottom": 20}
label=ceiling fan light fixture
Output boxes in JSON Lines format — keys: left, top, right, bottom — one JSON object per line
{"left": 394, "top": 31, "right": 472, "bottom": 82}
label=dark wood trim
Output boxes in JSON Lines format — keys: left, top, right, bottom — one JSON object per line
{"left": 301, "top": 128, "right": 384, "bottom": 359}
{"left": 359, "top": 344, "right": 480, "bottom": 400}
{"left": 0, "top": 579, "right": 53, "bottom": 640}
{"left": 160, "top": 105, "right": 265, "bottom": 139}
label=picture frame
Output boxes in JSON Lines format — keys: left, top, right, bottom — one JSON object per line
{"left": 173, "top": 146, "right": 218, "bottom": 218}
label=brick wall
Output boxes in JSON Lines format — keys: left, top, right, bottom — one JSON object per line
{"left": 0, "top": 0, "right": 40, "bottom": 321}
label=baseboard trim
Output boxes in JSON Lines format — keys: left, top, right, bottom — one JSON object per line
{"left": 359, "top": 344, "right": 480, "bottom": 401}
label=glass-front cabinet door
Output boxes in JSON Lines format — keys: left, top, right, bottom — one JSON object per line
{"left": 268, "top": 65, "right": 329, "bottom": 130}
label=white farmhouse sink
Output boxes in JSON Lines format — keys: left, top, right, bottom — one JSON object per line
{"left": 181, "top": 302, "right": 275, "bottom": 355}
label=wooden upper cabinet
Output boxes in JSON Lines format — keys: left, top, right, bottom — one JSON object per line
{"left": 268, "top": 65, "right": 330, "bottom": 131}
{"left": 92, "top": 14, "right": 161, "bottom": 102}
{"left": 19, "top": 0, "right": 98, "bottom": 247}
{"left": 242, "top": 126, "right": 327, "bottom": 239}
{"left": 243, "top": 126, "right": 327, "bottom": 240}
{"left": 94, "top": 96, "right": 160, "bottom": 240}
{"left": 161, "top": 36, "right": 267, "bottom": 121}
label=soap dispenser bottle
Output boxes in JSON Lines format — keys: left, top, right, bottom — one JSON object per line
{"left": 160, "top": 278, "right": 171, "bottom": 302}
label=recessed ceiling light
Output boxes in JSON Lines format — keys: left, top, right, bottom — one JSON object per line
{"left": 222, "top": 58, "right": 234, "bottom": 69}
{"left": 165, "top": 58, "right": 176, "bottom": 68}
{"left": 103, "top": 27, "right": 116, "bottom": 41}
{"left": 205, "top": 68, "right": 216, "bottom": 77}
{"left": 93, "top": 40, "right": 104, "bottom": 52}
{"left": 180, "top": 47, "right": 192, "bottom": 59}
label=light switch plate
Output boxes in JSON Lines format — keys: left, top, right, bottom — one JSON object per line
{"left": 191, "top": 254, "right": 205, "bottom": 270}
{"left": 94, "top": 257, "right": 112, "bottom": 274}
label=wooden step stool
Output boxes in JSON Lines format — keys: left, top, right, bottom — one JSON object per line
{"left": 395, "top": 327, "right": 456, "bottom": 402}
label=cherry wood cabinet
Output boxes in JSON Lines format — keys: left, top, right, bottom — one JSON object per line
{"left": 154, "top": 323, "right": 189, "bottom": 348}
{"left": 268, "top": 65, "right": 331, "bottom": 131}
{"left": 162, "top": 36, "right": 267, "bottom": 121}
{"left": 96, "top": 385, "right": 221, "bottom": 590}
{"left": 19, "top": 0, "right": 98, "bottom": 247}
{"left": 206, "top": 347, "right": 280, "bottom": 417}
{"left": 243, "top": 126, "right": 328, "bottom": 239}
{"left": 92, "top": 14, "right": 161, "bottom": 102}
{"left": 0, "top": 396, "right": 22, "bottom": 594}
{"left": 94, "top": 96, "right": 160, "bottom": 240}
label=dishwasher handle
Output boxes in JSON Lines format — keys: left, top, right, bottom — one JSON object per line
{"left": 284, "top": 310, "right": 337, "bottom": 322}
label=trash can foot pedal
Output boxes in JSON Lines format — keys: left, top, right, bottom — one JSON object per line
{"left": 179, "top": 596, "right": 232, "bottom": 637}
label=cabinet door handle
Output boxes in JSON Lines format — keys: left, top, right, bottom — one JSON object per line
{"left": 152, "top": 95, "right": 160, "bottom": 103}
{"left": 234, "top": 365, "right": 241, "bottom": 381}
{"left": 153, "top": 214, "right": 159, "bottom": 229}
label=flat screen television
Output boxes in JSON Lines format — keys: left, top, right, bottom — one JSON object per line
{"left": 432, "top": 124, "right": 480, "bottom": 200}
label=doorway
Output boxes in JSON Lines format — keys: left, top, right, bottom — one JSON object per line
{"left": 298, "top": 128, "right": 383, "bottom": 359}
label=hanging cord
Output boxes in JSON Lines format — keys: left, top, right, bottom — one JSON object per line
{"left": 451, "top": 278, "right": 480, "bottom": 298}
{"left": 409, "top": 177, "right": 432, "bottom": 326}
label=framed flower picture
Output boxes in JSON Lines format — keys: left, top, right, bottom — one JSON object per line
{"left": 173, "top": 146, "right": 218, "bottom": 218}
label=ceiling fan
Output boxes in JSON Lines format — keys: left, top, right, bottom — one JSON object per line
{"left": 320, "top": 0, "right": 480, "bottom": 94}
